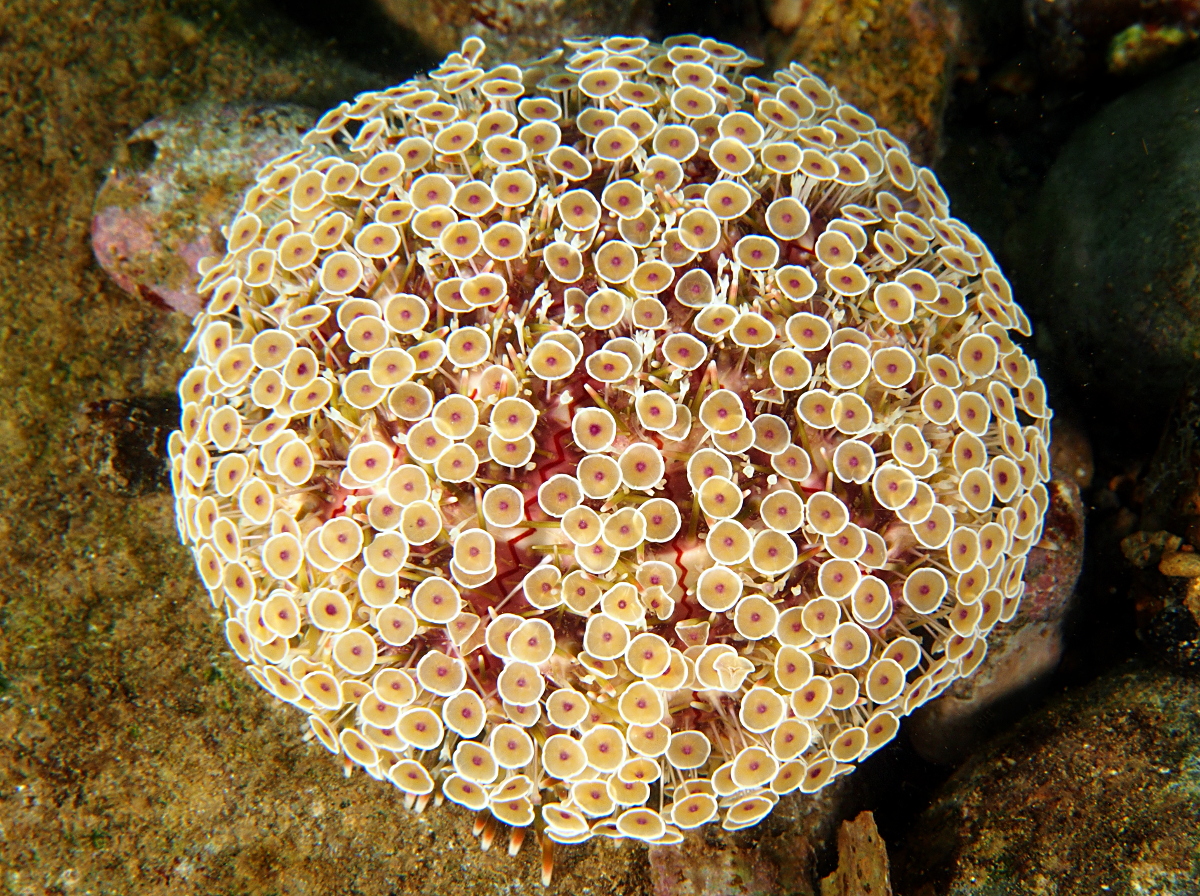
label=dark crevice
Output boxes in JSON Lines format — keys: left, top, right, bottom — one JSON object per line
{"left": 264, "top": 0, "right": 437, "bottom": 82}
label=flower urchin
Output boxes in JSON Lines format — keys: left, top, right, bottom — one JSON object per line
{"left": 170, "top": 32, "right": 1053, "bottom": 860}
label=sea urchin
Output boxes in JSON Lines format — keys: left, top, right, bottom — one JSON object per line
{"left": 169, "top": 32, "right": 1053, "bottom": 863}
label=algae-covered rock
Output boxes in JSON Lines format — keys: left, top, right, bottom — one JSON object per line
{"left": 92, "top": 103, "right": 315, "bottom": 315}
{"left": 897, "top": 663, "right": 1200, "bottom": 895}
{"left": 765, "top": 0, "right": 962, "bottom": 161}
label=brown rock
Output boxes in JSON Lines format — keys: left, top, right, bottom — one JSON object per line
{"left": 648, "top": 785, "right": 844, "bottom": 896}
{"left": 650, "top": 834, "right": 781, "bottom": 896}
{"left": 764, "top": 0, "right": 962, "bottom": 161}
{"left": 1021, "top": 477, "right": 1087, "bottom": 622}
{"left": 1048, "top": 411, "right": 1094, "bottom": 489}
{"left": 1121, "top": 529, "right": 1183, "bottom": 569}
{"left": 819, "top": 812, "right": 892, "bottom": 896}
{"left": 78, "top": 396, "right": 179, "bottom": 496}
{"left": 896, "top": 664, "right": 1200, "bottom": 895}
{"left": 1186, "top": 579, "right": 1200, "bottom": 624}
{"left": 1159, "top": 550, "right": 1200, "bottom": 577}
{"left": 370, "top": 0, "right": 652, "bottom": 62}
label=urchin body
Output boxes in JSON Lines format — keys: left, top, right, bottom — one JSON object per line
{"left": 170, "top": 33, "right": 1052, "bottom": 861}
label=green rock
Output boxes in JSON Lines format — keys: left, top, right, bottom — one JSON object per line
{"left": 1019, "top": 58, "right": 1200, "bottom": 428}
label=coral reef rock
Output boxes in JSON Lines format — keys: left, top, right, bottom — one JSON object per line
{"left": 897, "top": 663, "right": 1200, "bottom": 896}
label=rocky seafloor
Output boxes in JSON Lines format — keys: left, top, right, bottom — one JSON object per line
{"left": 3, "top": 0, "right": 1200, "bottom": 893}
